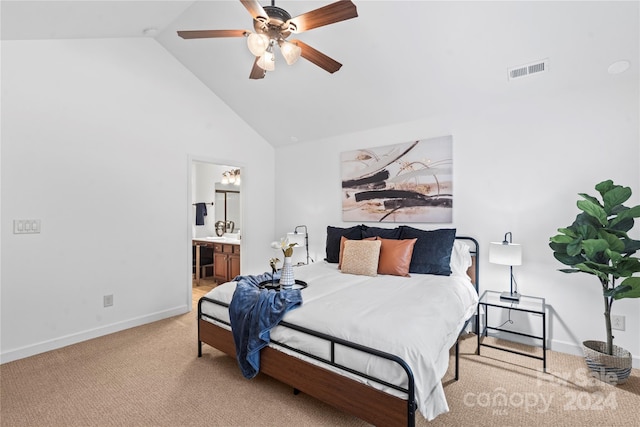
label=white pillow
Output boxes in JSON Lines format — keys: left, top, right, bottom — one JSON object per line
{"left": 450, "top": 240, "right": 472, "bottom": 277}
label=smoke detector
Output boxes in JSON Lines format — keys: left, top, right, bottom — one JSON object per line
{"left": 508, "top": 59, "right": 549, "bottom": 81}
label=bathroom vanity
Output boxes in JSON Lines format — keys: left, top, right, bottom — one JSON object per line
{"left": 213, "top": 241, "right": 240, "bottom": 284}
{"left": 192, "top": 236, "right": 240, "bottom": 284}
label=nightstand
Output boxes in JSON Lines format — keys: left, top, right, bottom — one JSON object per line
{"left": 476, "top": 290, "right": 547, "bottom": 372}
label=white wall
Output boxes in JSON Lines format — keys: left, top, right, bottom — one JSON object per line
{"left": 2, "top": 36, "right": 638, "bottom": 370}
{"left": 0, "top": 38, "right": 275, "bottom": 362}
{"left": 274, "top": 76, "right": 640, "bottom": 367}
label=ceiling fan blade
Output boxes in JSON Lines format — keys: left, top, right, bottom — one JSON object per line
{"left": 240, "top": 0, "right": 268, "bottom": 23}
{"left": 249, "top": 57, "right": 266, "bottom": 80}
{"left": 177, "top": 30, "right": 248, "bottom": 39}
{"left": 291, "top": 39, "right": 342, "bottom": 74}
{"left": 287, "top": 0, "right": 358, "bottom": 33}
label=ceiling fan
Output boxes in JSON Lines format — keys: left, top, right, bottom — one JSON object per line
{"left": 177, "top": 0, "right": 358, "bottom": 79}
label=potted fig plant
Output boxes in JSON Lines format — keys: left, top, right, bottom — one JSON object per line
{"left": 549, "top": 180, "right": 640, "bottom": 384}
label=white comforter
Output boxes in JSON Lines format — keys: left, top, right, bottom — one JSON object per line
{"left": 201, "top": 261, "right": 478, "bottom": 421}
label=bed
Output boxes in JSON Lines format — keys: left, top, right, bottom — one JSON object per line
{"left": 197, "top": 226, "right": 479, "bottom": 426}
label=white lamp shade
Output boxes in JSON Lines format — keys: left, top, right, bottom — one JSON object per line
{"left": 247, "top": 33, "right": 269, "bottom": 56}
{"left": 280, "top": 41, "right": 302, "bottom": 65}
{"left": 286, "top": 232, "right": 305, "bottom": 248}
{"left": 489, "top": 242, "right": 522, "bottom": 266}
{"left": 257, "top": 50, "right": 275, "bottom": 71}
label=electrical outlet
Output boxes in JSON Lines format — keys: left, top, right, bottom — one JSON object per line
{"left": 103, "top": 295, "right": 114, "bottom": 307}
{"left": 611, "top": 315, "right": 625, "bottom": 331}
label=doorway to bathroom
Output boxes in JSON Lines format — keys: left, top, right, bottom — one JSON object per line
{"left": 190, "top": 159, "right": 242, "bottom": 301}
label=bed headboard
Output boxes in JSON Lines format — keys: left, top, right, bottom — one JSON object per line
{"left": 455, "top": 236, "right": 479, "bottom": 292}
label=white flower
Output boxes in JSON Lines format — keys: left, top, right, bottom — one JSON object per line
{"left": 278, "top": 237, "right": 298, "bottom": 257}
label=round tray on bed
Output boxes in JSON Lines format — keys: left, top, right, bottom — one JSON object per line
{"left": 258, "top": 279, "right": 308, "bottom": 291}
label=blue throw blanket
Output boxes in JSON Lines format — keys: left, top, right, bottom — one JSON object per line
{"left": 229, "top": 272, "right": 303, "bottom": 379}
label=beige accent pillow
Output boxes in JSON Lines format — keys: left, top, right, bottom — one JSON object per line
{"left": 341, "top": 239, "right": 382, "bottom": 277}
{"left": 338, "top": 235, "right": 375, "bottom": 269}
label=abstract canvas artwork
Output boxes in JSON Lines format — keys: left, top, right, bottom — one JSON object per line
{"left": 341, "top": 135, "right": 453, "bottom": 223}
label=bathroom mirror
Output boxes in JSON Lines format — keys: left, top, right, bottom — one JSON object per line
{"left": 215, "top": 189, "right": 240, "bottom": 235}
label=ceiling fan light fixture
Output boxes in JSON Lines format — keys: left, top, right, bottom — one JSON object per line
{"left": 280, "top": 41, "right": 302, "bottom": 65}
{"left": 257, "top": 50, "right": 275, "bottom": 71}
{"left": 247, "top": 32, "right": 269, "bottom": 56}
{"left": 177, "top": 0, "right": 359, "bottom": 79}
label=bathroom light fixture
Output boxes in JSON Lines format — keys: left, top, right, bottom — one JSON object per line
{"left": 221, "top": 169, "right": 241, "bottom": 185}
{"left": 489, "top": 232, "right": 522, "bottom": 302}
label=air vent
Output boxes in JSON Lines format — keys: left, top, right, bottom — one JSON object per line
{"left": 508, "top": 59, "right": 549, "bottom": 81}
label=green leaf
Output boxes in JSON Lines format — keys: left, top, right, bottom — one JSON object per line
{"left": 553, "top": 252, "right": 584, "bottom": 266}
{"left": 550, "top": 234, "right": 574, "bottom": 244}
{"left": 582, "top": 239, "right": 609, "bottom": 259}
{"left": 615, "top": 257, "right": 640, "bottom": 276}
{"left": 613, "top": 277, "right": 640, "bottom": 299}
{"left": 576, "top": 262, "right": 610, "bottom": 282}
{"left": 549, "top": 241, "right": 567, "bottom": 253}
{"left": 610, "top": 217, "right": 634, "bottom": 233}
{"left": 595, "top": 180, "right": 615, "bottom": 198}
{"left": 558, "top": 268, "right": 581, "bottom": 273}
{"left": 577, "top": 200, "right": 608, "bottom": 226}
{"left": 557, "top": 227, "right": 578, "bottom": 238}
{"left": 578, "top": 193, "right": 602, "bottom": 208}
{"left": 623, "top": 238, "right": 640, "bottom": 254}
{"left": 604, "top": 286, "right": 625, "bottom": 297}
{"left": 567, "top": 239, "right": 583, "bottom": 256}
{"left": 574, "top": 215, "right": 600, "bottom": 235}
{"left": 607, "top": 249, "right": 623, "bottom": 265}
{"left": 603, "top": 186, "right": 631, "bottom": 212}
{"left": 599, "top": 230, "right": 625, "bottom": 252}
{"left": 610, "top": 205, "right": 640, "bottom": 228}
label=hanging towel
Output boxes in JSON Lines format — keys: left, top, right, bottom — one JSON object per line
{"left": 195, "top": 203, "right": 207, "bottom": 226}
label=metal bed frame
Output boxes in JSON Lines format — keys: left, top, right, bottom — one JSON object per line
{"left": 197, "top": 236, "right": 479, "bottom": 427}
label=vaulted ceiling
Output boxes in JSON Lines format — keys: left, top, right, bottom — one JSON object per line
{"left": 2, "top": 1, "right": 638, "bottom": 147}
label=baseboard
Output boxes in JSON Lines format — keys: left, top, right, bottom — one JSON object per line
{"left": 0, "top": 305, "right": 189, "bottom": 364}
{"left": 486, "top": 332, "right": 640, "bottom": 369}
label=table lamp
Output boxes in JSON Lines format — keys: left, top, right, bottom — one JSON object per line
{"left": 489, "top": 231, "right": 522, "bottom": 302}
{"left": 286, "top": 225, "right": 312, "bottom": 265}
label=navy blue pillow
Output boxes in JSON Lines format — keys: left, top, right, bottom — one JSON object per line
{"left": 361, "top": 226, "right": 401, "bottom": 239}
{"left": 325, "top": 225, "right": 364, "bottom": 263}
{"left": 398, "top": 227, "right": 456, "bottom": 275}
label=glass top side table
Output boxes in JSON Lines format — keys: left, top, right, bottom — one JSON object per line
{"left": 476, "top": 290, "right": 547, "bottom": 372}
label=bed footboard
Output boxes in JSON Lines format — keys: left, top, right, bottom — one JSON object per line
{"left": 199, "top": 318, "right": 413, "bottom": 426}
{"left": 198, "top": 295, "right": 417, "bottom": 427}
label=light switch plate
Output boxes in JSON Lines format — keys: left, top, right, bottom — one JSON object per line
{"left": 13, "top": 219, "right": 41, "bottom": 234}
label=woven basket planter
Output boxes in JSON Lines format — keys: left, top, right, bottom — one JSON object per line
{"left": 582, "top": 340, "right": 632, "bottom": 385}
